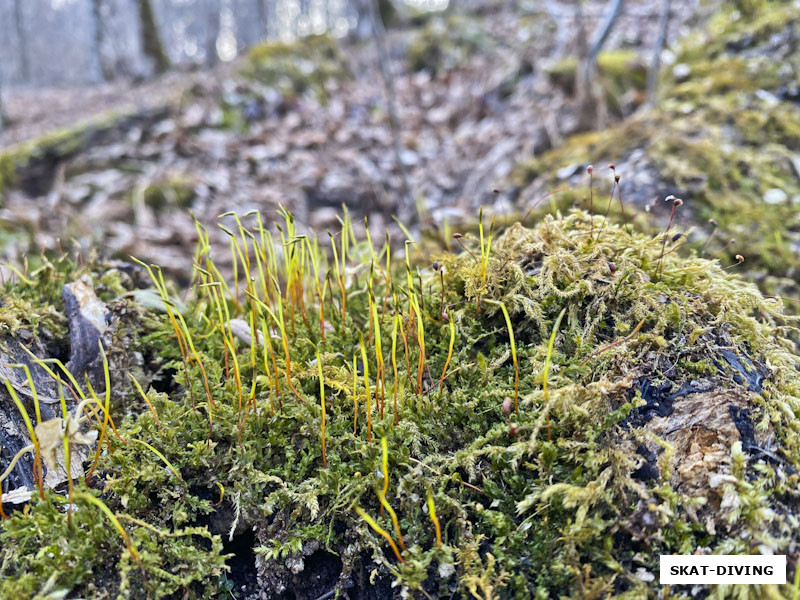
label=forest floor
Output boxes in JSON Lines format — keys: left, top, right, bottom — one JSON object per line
{"left": 0, "top": 0, "right": 708, "bottom": 278}
{"left": 0, "top": 66, "right": 233, "bottom": 148}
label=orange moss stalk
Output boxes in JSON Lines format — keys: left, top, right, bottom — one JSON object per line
{"left": 76, "top": 491, "right": 140, "bottom": 561}
{"left": 543, "top": 308, "right": 566, "bottom": 441}
{"left": 353, "top": 506, "right": 406, "bottom": 565}
{"left": 328, "top": 230, "right": 347, "bottom": 328}
{"left": 438, "top": 317, "right": 456, "bottom": 392}
{"left": 303, "top": 236, "right": 327, "bottom": 341}
{"left": 411, "top": 295, "right": 426, "bottom": 396}
{"left": 249, "top": 289, "right": 305, "bottom": 404}
{"left": 128, "top": 373, "right": 162, "bottom": 428}
{"left": 86, "top": 342, "right": 112, "bottom": 484}
{"left": 358, "top": 333, "right": 372, "bottom": 442}
{"left": 2, "top": 378, "right": 44, "bottom": 499}
{"left": 486, "top": 300, "right": 518, "bottom": 413}
{"left": 369, "top": 282, "right": 386, "bottom": 418}
{"left": 352, "top": 354, "right": 359, "bottom": 437}
{"left": 314, "top": 345, "right": 328, "bottom": 468}
{"left": 376, "top": 437, "right": 406, "bottom": 550}
{"left": 427, "top": 488, "right": 442, "bottom": 550}
{"left": 391, "top": 313, "right": 401, "bottom": 425}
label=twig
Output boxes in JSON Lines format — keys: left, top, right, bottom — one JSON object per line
{"left": 579, "top": 317, "right": 646, "bottom": 367}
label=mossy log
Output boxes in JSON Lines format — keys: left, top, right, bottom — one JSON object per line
{"left": 1, "top": 206, "right": 798, "bottom": 598}
{"left": 0, "top": 107, "right": 169, "bottom": 199}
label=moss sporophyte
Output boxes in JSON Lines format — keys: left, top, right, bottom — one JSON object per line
{"left": 1, "top": 204, "right": 799, "bottom": 598}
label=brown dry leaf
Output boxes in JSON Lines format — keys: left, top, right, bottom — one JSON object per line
{"left": 35, "top": 415, "right": 98, "bottom": 489}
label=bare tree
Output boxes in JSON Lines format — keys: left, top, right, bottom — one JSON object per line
{"left": 0, "top": 76, "right": 6, "bottom": 133}
{"left": 90, "top": 0, "right": 114, "bottom": 82}
{"left": 256, "top": 0, "right": 267, "bottom": 41}
{"left": 350, "top": 0, "right": 373, "bottom": 40}
{"left": 136, "top": 0, "right": 170, "bottom": 75}
{"left": 206, "top": 0, "right": 221, "bottom": 65}
{"left": 13, "top": 0, "right": 30, "bottom": 82}
{"left": 367, "top": 0, "right": 415, "bottom": 220}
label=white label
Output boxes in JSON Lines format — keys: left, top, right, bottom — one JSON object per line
{"left": 660, "top": 555, "right": 786, "bottom": 584}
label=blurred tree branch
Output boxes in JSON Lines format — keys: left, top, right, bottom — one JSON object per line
{"left": 646, "top": 0, "right": 672, "bottom": 107}
{"left": 576, "top": 0, "right": 624, "bottom": 131}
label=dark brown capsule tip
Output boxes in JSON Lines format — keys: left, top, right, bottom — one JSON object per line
{"left": 453, "top": 233, "right": 463, "bottom": 239}
{"left": 614, "top": 174, "right": 620, "bottom": 182}
{"left": 671, "top": 232, "right": 683, "bottom": 243}
{"left": 509, "top": 423, "right": 518, "bottom": 437}
{"left": 608, "top": 261, "right": 616, "bottom": 274}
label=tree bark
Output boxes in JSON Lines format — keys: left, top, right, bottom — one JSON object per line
{"left": 13, "top": 0, "right": 30, "bottom": 82}
{"left": 0, "top": 77, "right": 6, "bottom": 133}
{"left": 367, "top": 0, "right": 415, "bottom": 222}
{"left": 256, "top": 0, "right": 267, "bottom": 41}
{"left": 206, "top": 0, "right": 221, "bottom": 65}
{"left": 136, "top": 0, "right": 170, "bottom": 75}
{"left": 90, "top": 0, "right": 113, "bottom": 82}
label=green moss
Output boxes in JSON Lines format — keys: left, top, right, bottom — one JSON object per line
{"left": 407, "top": 15, "right": 494, "bottom": 76}
{"left": 0, "top": 112, "right": 135, "bottom": 198}
{"left": 546, "top": 50, "right": 647, "bottom": 102}
{"left": 240, "top": 34, "right": 350, "bottom": 103}
{"left": 4, "top": 207, "right": 797, "bottom": 597}
{"left": 0, "top": 152, "right": 16, "bottom": 199}
{"left": 141, "top": 175, "right": 196, "bottom": 210}
{"left": 512, "top": 0, "right": 800, "bottom": 295}
{"left": 0, "top": 490, "right": 227, "bottom": 599}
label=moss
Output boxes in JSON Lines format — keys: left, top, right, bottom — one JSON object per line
{"left": 0, "top": 111, "right": 141, "bottom": 199}
{"left": 512, "top": 1, "right": 800, "bottom": 297}
{"left": 0, "top": 152, "right": 17, "bottom": 199}
{"left": 3, "top": 207, "right": 798, "bottom": 597}
{"left": 240, "top": 34, "right": 350, "bottom": 103}
{"left": 406, "top": 15, "right": 494, "bottom": 76}
{"left": 546, "top": 49, "right": 647, "bottom": 105}
{"left": 141, "top": 175, "right": 196, "bottom": 210}
{"left": 0, "top": 490, "right": 227, "bottom": 599}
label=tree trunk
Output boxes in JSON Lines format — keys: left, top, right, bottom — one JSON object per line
{"left": 206, "top": 0, "right": 221, "bottom": 65}
{"left": 0, "top": 77, "right": 6, "bottom": 133}
{"left": 13, "top": 0, "right": 30, "bottom": 82}
{"left": 90, "top": 0, "right": 113, "bottom": 82}
{"left": 367, "top": 0, "right": 414, "bottom": 222}
{"left": 350, "top": 0, "right": 372, "bottom": 40}
{"left": 136, "top": 0, "right": 170, "bottom": 75}
{"left": 256, "top": 0, "right": 267, "bottom": 41}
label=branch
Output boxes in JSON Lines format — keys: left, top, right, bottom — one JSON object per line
{"left": 645, "top": 0, "right": 672, "bottom": 107}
